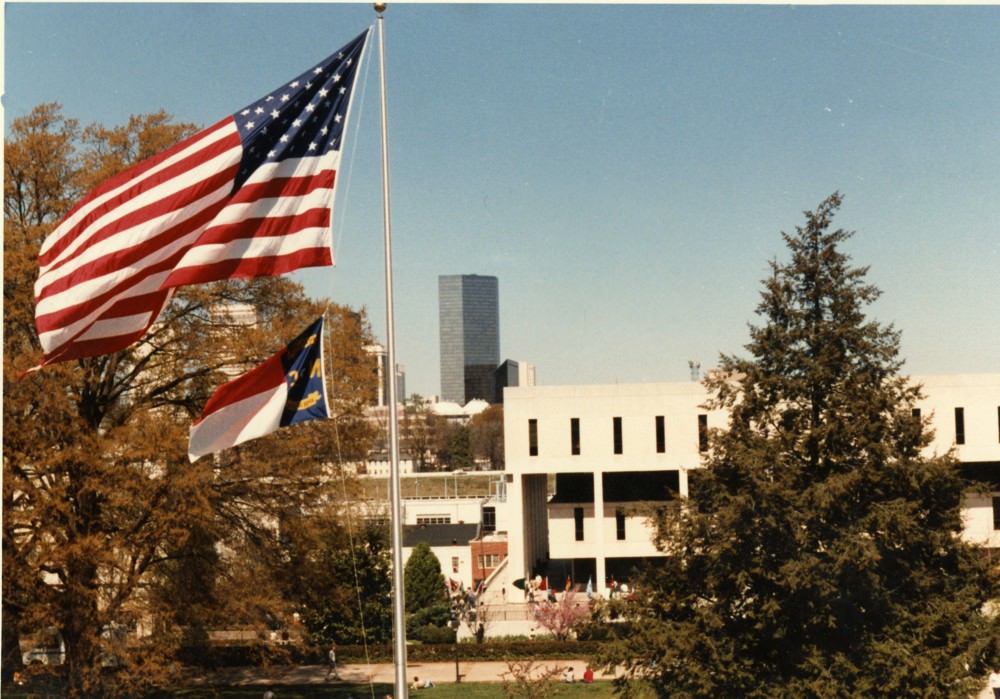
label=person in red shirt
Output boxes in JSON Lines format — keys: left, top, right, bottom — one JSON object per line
{"left": 583, "top": 666, "right": 594, "bottom": 684}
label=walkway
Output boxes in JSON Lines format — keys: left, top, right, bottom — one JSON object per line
{"left": 190, "top": 660, "right": 602, "bottom": 687}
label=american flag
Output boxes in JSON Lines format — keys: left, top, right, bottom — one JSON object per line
{"left": 33, "top": 29, "right": 370, "bottom": 366}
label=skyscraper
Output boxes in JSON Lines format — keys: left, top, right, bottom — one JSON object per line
{"left": 438, "top": 274, "right": 499, "bottom": 404}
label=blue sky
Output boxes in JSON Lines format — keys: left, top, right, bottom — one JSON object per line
{"left": 5, "top": 3, "right": 999, "bottom": 398}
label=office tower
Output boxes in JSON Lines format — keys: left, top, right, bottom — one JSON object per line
{"left": 438, "top": 274, "right": 499, "bottom": 404}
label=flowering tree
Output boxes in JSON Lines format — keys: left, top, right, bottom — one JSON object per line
{"left": 531, "top": 591, "right": 591, "bottom": 641}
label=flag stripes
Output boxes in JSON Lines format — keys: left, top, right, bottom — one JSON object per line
{"left": 32, "top": 29, "right": 370, "bottom": 367}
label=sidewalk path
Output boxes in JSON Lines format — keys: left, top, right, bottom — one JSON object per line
{"left": 190, "top": 660, "right": 607, "bottom": 687}
{"left": 191, "top": 662, "right": 994, "bottom": 697}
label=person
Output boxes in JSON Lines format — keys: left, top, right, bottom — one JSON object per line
{"left": 263, "top": 690, "right": 275, "bottom": 699}
{"left": 411, "top": 676, "right": 434, "bottom": 689}
{"left": 989, "top": 666, "right": 1000, "bottom": 698}
{"left": 326, "top": 644, "right": 338, "bottom": 680}
{"left": 583, "top": 666, "right": 594, "bottom": 684}
{"left": 563, "top": 667, "right": 575, "bottom": 683}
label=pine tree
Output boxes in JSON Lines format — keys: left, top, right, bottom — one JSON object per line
{"left": 404, "top": 542, "right": 451, "bottom": 637}
{"left": 609, "top": 193, "right": 999, "bottom": 697}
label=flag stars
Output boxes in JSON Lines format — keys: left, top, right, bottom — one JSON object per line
{"left": 319, "top": 88, "right": 329, "bottom": 98}
{"left": 244, "top": 121, "right": 256, "bottom": 130}
{"left": 280, "top": 134, "right": 290, "bottom": 143}
{"left": 313, "top": 67, "right": 324, "bottom": 74}
{"left": 308, "top": 142, "right": 318, "bottom": 151}
{"left": 292, "top": 119, "right": 302, "bottom": 127}
{"left": 306, "top": 103, "right": 316, "bottom": 113}
{"left": 290, "top": 80, "right": 300, "bottom": 88}
{"left": 334, "top": 114, "right": 342, "bottom": 123}
{"left": 254, "top": 106, "right": 265, "bottom": 115}
{"left": 241, "top": 109, "right": 251, "bottom": 116}
{"left": 281, "top": 94, "right": 290, "bottom": 102}
{"left": 271, "top": 110, "right": 280, "bottom": 119}
{"left": 333, "top": 73, "right": 342, "bottom": 83}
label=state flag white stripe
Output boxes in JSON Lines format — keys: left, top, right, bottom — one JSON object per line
{"left": 188, "top": 383, "right": 287, "bottom": 461}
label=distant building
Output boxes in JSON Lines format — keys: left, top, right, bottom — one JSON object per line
{"left": 365, "top": 343, "right": 406, "bottom": 407}
{"left": 495, "top": 359, "right": 536, "bottom": 403}
{"left": 438, "top": 274, "right": 499, "bottom": 405}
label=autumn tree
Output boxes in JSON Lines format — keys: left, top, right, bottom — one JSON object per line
{"left": 470, "top": 405, "right": 504, "bottom": 469}
{"left": 3, "top": 104, "right": 377, "bottom": 697}
{"left": 606, "top": 193, "right": 999, "bottom": 697}
{"left": 399, "top": 395, "right": 442, "bottom": 471}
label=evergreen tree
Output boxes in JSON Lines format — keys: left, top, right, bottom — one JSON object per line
{"left": 404, "top": 542, "right": 451, "bottom": 637}
{"left": 608, "top": 193, "right": 999, "bottom": 697}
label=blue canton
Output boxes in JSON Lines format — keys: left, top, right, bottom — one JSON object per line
{"left": 232, "top": 30, "right": 369, "bottom": 190}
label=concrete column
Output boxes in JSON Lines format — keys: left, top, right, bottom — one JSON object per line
{"left": 593, "top": 470, "right": 606, "bottom": 596}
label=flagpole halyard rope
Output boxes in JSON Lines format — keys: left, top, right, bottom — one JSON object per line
{"left": 323, "top": 314, "right": 379, "bottom": 699}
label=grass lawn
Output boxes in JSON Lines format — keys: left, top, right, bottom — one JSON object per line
{"left": 4, "top": 678, "right": 646, "bottom": 698}
{"left": 154, "top": 680, "right": 626, "bottom": 698}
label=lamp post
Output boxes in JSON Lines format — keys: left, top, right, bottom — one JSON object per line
{"left": 450, "top": 609, "right": 461, "bottom": 682}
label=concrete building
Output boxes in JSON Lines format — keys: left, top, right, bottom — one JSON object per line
{"left": 502, "top": 374, "right": 1000, "bottom": 598}
{"left": 438, "top": 274, "right": 499, "bottom": 404}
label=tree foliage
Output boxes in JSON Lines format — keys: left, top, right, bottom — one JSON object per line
{"left": 531, "top": 591, "right": 592, "bottom": 642}
{"left": 470, "top": 405, "right": 505, "bottom": 469}
{"left": 404, "top": 542, "right": 451, "bottom": 637}
{"left": 606, "top": 193, "right": 1000, "bottom": 698}
{"left": 278, "top": 518, "right": 393, "bottom": 647}
{"left": 3, "top": 104, "right": 378, "bottom": 697}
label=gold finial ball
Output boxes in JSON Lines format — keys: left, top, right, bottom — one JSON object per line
{"left": 374, "top": 3, "right": 387, "bottom": 13}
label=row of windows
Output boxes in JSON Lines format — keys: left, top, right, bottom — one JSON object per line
{"left": 477, "top": 553, "right": 503, "bottom": 569}
{"left": 573, "top": 507, "right": 627, "bottom": 541}
{"left": 416, "top": 515, "right": 451, "bottom": 525}
{"left": 528, "top": 416, "right": 709, "bottom": 456}
{"left": 530, "top": 405, "right": 1000, "bottom": 457}
{"left": 916, "top": 406, "right": 1000, "bottom": 446}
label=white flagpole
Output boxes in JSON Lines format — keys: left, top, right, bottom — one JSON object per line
{"left": 374, "top": 4, "right": 409, "bottom": 697}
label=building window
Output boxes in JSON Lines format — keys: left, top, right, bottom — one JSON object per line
{"left": 955, "top": 407, "right": 965, "bottom": 445}
{"left": 482, "top": 506, "right": 496, "bottom": 532}
{"left": 993, "top": 497, "right": 1000, "bottom": 530}
{"left": 416, "top": 515, "right": 452, "bottom": 525}
{"left": 529, "top": 419, "right": 538, "bottom": 456}
{"left": 570, "top": 418, "right": 580, "bottom": 455}
{"left": 616, "top": 508, "right": 626, "bottom": 540}
{"left": 477, "top": 553, "right": 502, "bottom": 569}
{"left": 452, "top": 556, "right": 460, "bottom": 574}
{"left": 655, "top": 415, "right": 666, "bottom": 453}
{"left": 613, "top": 417, "right": 623, "bottom": 455}
{"left": 698, "top": 414, "right": 709, "bottom": 452}
{"left": 574, "top": 507, "right": 584, "bottom": 541}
